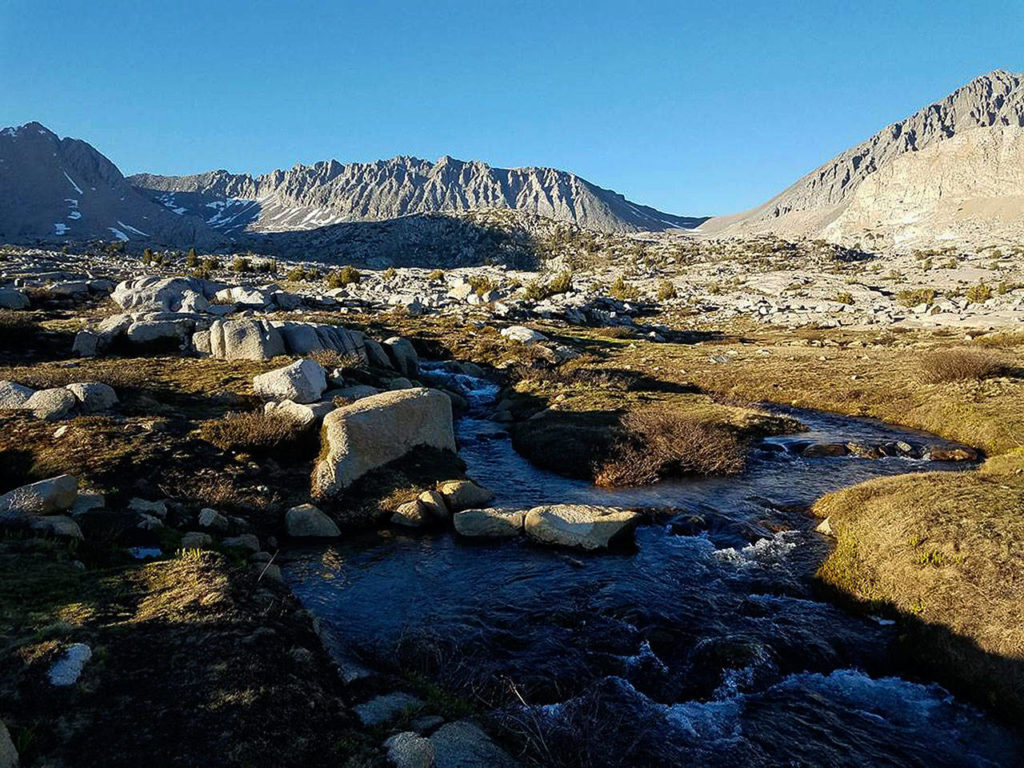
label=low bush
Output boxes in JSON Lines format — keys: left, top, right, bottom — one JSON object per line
{"left": 657, "top": 280, "right": 677, "bottom": 300}
{"left": 608, "top": 275, "right": 639, "bottom": 301}
{"left": 965, "top": 283, "right": 993, "bottom": 304}
{"left": 199, "top": 411, "right": 304, "bottom": 452}
{"left": 596, "top": 408, "right": 746, "bottom": 487}
{"left": 327, "top": 265, "right": 361, "bottom": 288}
{"left": 896, "top": 288, "right": 936, "bottom": 307}
{"left": 918, "top": 348, "right": 1004, "bottom": 383}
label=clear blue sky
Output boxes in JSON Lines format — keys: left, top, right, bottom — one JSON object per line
{"left": 2, "top": 0, "right": 1022, "bottom": 216}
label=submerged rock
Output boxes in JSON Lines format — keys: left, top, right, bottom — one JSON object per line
{"left": 313, "top": 388, "right": 455, "bottom": 499}
{"left": 524, "top": 504, "right": 641, "bottom": 550}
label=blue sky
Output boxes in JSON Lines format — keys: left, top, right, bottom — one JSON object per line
{"left": 2, "top": 0, "right": 1022, "bottom": 216}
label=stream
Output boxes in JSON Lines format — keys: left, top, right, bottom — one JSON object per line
{"left": 283, "top": 363, "right": 1023, "bottom": 767}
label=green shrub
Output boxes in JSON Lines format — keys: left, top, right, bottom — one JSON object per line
{"left": 965, "top": 283, "right": 993, "bottom": 304}
{"left": 468, "top": 275, "right": 499, "bottom": 296}
{"left": 185, "top": 248, "right": 199, "bottom": 268}
{"left": 327, "top": 265, "right": 361, "bottom": 288}
{"left": 835, "top": 291, "right": 854, "bottom": 305}
{"left": 230, "top": 256, "right": 252, "bottom": 273}
{"left": 428, "top": 269, "right": 445, "bottom": 282}
{"left": 608, "top": 275, "right": 639, "bottom": 301}
{"left": 657, "top": 280, "right": 677, "bottom": 301}
{"left": 896, "top": 288, "right": 935, "bottom": 307}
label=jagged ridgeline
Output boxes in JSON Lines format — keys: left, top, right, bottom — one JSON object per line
{"left": 701, "top": 69, "right": 1024, "bottom": 248}
{"left": 0, "top": 122, "right": 705, "bottom": 262}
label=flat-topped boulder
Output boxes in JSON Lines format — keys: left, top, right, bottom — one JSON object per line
{"left": 254, "top": 360, "right": 327, "bottom": 404}
{"left": 524, "top": 504, "right": 641, "bottom": 550}
{"left": 453, "top": 508, "right": 525, "bottom": 538}
{"left": 313, "top": 388, "right": 455, "bottom": 500}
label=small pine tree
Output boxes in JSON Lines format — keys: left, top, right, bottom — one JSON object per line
{"left": 142, "top": 248, "right": 153, "bottom": 265}
{"left": 185, "top": 248, "right": 199, "bottom": 268}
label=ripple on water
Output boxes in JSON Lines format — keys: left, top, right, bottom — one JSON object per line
{"left": 283, "top": 371, "right": 1020, "bottom": 765}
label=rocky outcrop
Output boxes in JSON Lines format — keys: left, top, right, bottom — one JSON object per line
{"left": 0, "top": 287, "right": 29, "bottom": 310}
{"left": 313, "top": 388, "right": 456, "bottom": 500}
{"left": 523, "top": 504, "right": 642, "bottom": 550}
{"left": 0, "top": 380, "right": 34, "bottom": 408}
{"left": 194, "top": 318, "right": 285, "bottom": 361}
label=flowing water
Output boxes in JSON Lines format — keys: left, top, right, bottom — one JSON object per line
{"left": 284, "top": 363, "right": 1023, "bottom": 766}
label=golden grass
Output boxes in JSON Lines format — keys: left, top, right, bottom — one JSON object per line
{"left": 812, "top": 456, "right": 1024, "bottom": 719}
{"left": 199, "top": 410, "right": 305, "bottom": 453}
{"left": 917, "top": 348, "right": 1005, "bottom": 383}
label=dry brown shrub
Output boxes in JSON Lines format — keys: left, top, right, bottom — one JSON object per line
{"left": 596, "top": 407, "right": 746, "bottom": 487}
{"left": 308, "top": 348, "right": 364, "bottom": 371}
{"left": 199, "top": 410, "right": 303, "bottom": 452}
{"left": 918, "top": 348, "right": 1004, "bottom": 383}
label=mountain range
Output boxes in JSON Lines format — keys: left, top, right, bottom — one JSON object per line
{"left": 701, "top": 69, "right": 1024, "bottom": 248}
{"left": 0, "top": 124, "right": 703, "bottom": 249}
{"left": 3, "top": 69, "right": 1024, "bottom": 253}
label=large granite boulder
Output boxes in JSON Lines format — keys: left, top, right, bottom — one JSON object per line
{"left": 195, "top": 318, "right": 285, "bottom": 361}
{"left": 24, "top": 387, "right": 77, "bottom": 420}
{"left": 313, "top": 388, "right": 455, "bottom": 500}
{"left": 383, "top": 337, "right": 419, "bottom": 377}
{"left": 65, "top": 382, "right": 118, "bottom": 413}
{"left": 0, "top": 287, "right": 29, "bottom": 310}
{"left": 0, "top": 380, "right": 34, "bottom": 408}
{"left": 273, "top": 321, "right": 368, "bottom": 361}
{"left": 253, "top": 360, "right": 327, "bottom": 404}
{"left": 0, "top": 474, "right": 78, "bottom": 522}
{"left": 523, "top": 504, "right": 641, "bottom": 550}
